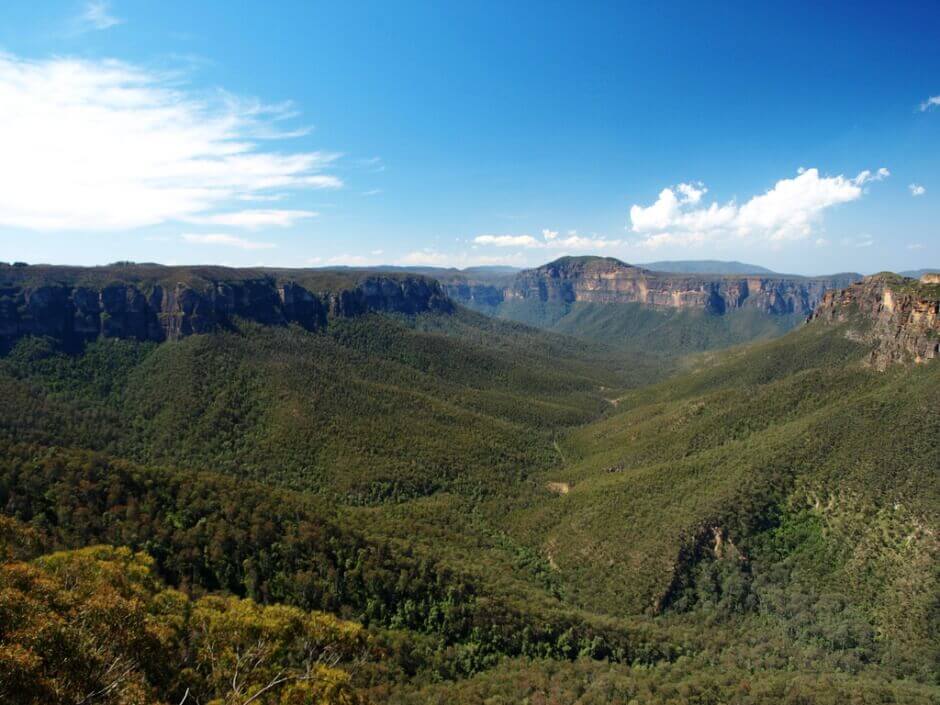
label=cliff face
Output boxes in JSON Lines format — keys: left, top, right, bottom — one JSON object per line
{"left": 0, "top": 264, "right": 451, "bottom": 350}
{"left": 443, "top": 257, "right": 857, "bottom": 316}
{"left": 809, "top": 273, "right": 940, "bottom": 369}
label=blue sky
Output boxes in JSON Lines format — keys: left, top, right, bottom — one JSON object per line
{"left": 0, "top": 1, "right": 937, "bottom": 274}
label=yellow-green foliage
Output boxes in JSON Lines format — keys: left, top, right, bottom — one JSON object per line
{"left": 0, "top": 532, "right": 367, "bottom": 705}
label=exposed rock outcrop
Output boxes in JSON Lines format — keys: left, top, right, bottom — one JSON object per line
{"left": 442, "top": 256, "right": 858, "bottom": 316}
{"left": 809, "top": 273, "right": 940, "bottom": 369}
{"left": 0, "top": 264, "right": 451, "bottom": 350}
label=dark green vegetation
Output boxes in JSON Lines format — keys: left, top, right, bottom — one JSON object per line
{"left": 482, "top": 299, "right": 803, "bottom": 355}
{"left": 506, "top": 322, "right": 938, "bottom": 676}
{"left": 0, "top": 307, "right": 656, "bottom": 501}
{"left": 0, "top": 265, "right": 937, "bottom": 704}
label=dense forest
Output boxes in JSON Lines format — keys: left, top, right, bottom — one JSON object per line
{"left": 0, "top": 266, "right": 937, "bottom": 704}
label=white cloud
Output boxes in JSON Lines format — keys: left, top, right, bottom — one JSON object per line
{"left": 306, "top": 252, "right": 386, "bottom": 267}
{"left": 185, "top": 209, "right": 317, "bottom": 228}
{"left": 919, "top": 95, "right": 940, "bottom": 111}
{"left": 852, "top": 167, "right": 890, "bottom": 185}
{"left": 473, "top": 230, "right": 621, "bottom": 250}
{"left": 907, "top": 243, "right": 924, "bottom": 250}
{"left": 0, "top": 54, "right": 341, "bottom": 231}
{"left": 630, "top": 167, "right": 886, "bottom": 247}
{"left": 181, "top": 233, "right": 276, "bottom": 250}
{"left": 81, "top": 1, "right": 122, "bottom": 31}
{"left": 676, "top": 182, "right": 706, "bottom": 204}
{"left": 474, "top": 234, "right": 541, "bottom": 247}
{"left": 550, "top": 233, "right": 622, "bottom": 249}
{"left": 909, "top": 183, "right": 926, "bottom": 197}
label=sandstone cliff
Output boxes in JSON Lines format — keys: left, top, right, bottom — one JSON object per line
{"left": 809, "top": 273, "right": 940, "bottom": 369}
{"left": 0, "top": 263, "right": 451, "bottom": 350}
{"left": 442, "top": 256, "right": 857, "bottom": 316}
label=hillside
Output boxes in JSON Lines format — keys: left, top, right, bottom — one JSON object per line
{"left": 500, "top": 274, "right": 939, "bottom": 681}
{"left": 0, "top": 265, "right": 937, "bottom": 703}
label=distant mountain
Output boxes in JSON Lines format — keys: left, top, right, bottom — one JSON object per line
{"left": 640, "top": 259, "right": 778, "bottom": 275}
{"left": 899, "top": 268, "right": 940, "bottom": 279}
{"left": 441, "top": 256, "right": 861, "bottom": 354}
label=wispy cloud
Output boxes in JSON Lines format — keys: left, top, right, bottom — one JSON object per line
{"left": 357, "top": 156, "right": 385, "bottom": 172}
{"left": 840, "top": 235, "right": 874, "bottom": 249}
{"left": 474, "top": 229, "right": 621, "bottom": 250}
{"left": 475, "top": 234, "right": 540, "bottom": 247}
{"left": 396, "top": 249, "right": 530, "bottom": 268}
{"left": 0, "top": 53, "right": 341, "bottom": 231}
{"left": 308, "top": 252, "right": 385, "bottom": 266}
{"left": 629, "top": 167, "right": 888, "bottom": 249}
{"left": 909, "top": 183, "right": 926, "bottom": 197}
{"left": 185, "top": 209, "right": 317, "bottom": 228}
{"left": 181, "top": 233, "right": 276, "bottom": 250}
{"left": 80, "top": 1, "right": 123, "bottom": 31}
{"left": 919, "top": 95, "right": 940, "bottom": 112}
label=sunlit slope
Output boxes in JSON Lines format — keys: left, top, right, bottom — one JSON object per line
{"left": 507, "top": 319, "right": 939, "bottom": 674}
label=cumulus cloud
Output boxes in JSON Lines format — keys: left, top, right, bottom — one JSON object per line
{"left": 919, "top": 95, "right": 940, "bottom": 112}
{"left": 630, "top": 168, "right": 887, "bottom": 248}
{"left": 0, "top": 53, "right": 341, "bottom": 231}
{"left": 909, "top": 183, "right": 926, "bottom": 196}
{"left": 181, "top": 233, "right": 276, "bottom": 250}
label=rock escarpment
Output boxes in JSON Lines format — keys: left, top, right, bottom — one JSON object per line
{"left": 0, "top": 263, "right": 451, "bottom": 350}
{"left": 443, "top": 256, "right": 857, "bottom": 316}
{"left": 809, "top": 273, "right": 940, "bottom": 369}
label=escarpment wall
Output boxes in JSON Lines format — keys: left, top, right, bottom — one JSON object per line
{"left": 809, "top": 274, "right": 940, "bottom": 369}
{"left": 0, "top": 265, "right": 451, "bottom": 350}
{"left": 443, "top": 257, "right": 857, "bottom": 316}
